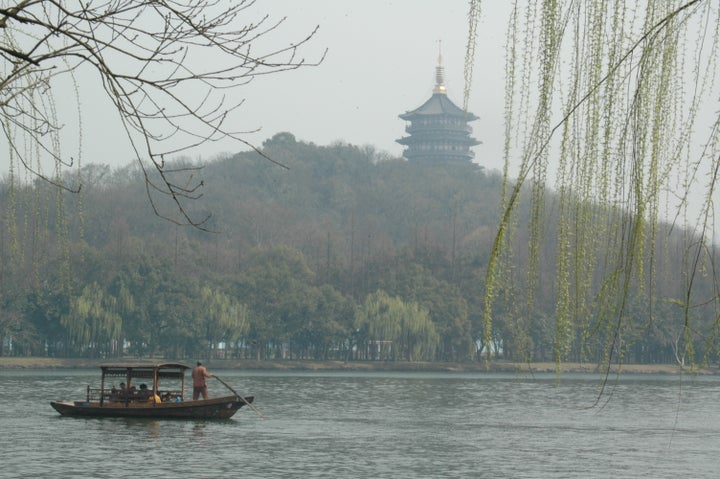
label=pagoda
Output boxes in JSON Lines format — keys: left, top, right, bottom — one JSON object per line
{"left": 397, "top": 53, "right": 479, "bottom": 164}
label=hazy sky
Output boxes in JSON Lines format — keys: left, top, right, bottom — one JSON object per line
{"left": 7, "top": 1, "right": 717, "bottom": 228}
{"left": 49, "top": 1, "right": 511, "bottom": 173}
{"left": 5, "top": 2, "right": 718, "bottom": 233}
{"left": 234, "top": 1, "right": 509, "bottom": 168}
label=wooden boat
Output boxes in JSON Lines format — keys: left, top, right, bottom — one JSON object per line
{"left": 50, "top": 362, "right": 254, "bottom": 419}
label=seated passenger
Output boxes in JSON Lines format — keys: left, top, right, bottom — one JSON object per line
{"left": 116, "top": 382, "right": 128, "bottom": 401}
{"left": 138, "top": 383, "right": 151, "bottom": 400}
{"left": 138, "top": 383, "right": 161, "bottom": 403}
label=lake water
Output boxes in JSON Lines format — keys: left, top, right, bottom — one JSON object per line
{"left": 0, "top": 368, "right": 719, "bottom": 478}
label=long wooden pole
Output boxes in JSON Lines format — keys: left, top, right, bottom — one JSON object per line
{"left": 213, "top": 375, "right": 265, "bottom": 419}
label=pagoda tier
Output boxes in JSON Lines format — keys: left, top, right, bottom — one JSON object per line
{"left": 397, "top": 56, "right": 480, "bottom": 164}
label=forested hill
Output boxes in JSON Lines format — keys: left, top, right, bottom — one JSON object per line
{"left": 201, "top": 132, "right": 503, "bottom": 263}
{"left": 1, "top": 132, "right": 715, "bottom": 366}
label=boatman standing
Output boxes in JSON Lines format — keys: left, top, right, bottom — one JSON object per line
{"left": 191, "top": 361, "right": 213, "bottom": 400}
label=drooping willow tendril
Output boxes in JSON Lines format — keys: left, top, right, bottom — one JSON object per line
{"left": 472, "top": 0, "right": 720, "bottom": 370}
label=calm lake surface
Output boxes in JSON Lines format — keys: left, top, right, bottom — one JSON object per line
{"left": 1, "top": 368, "right": 719, "bottom": 478}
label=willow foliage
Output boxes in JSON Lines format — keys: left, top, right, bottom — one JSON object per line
{"left": 62, "top": 282, "right": 122, "bottom": 354}
{"left": 356, "top": 290, "right": 439, "bottom": 361}
{"left": 200, "top": 286, "right": 249, "bottom": 352}
{"left": 471, "top": 1, "right": 720, "bottom": 367}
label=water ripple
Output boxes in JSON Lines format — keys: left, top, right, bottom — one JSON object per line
{"left": 1, "top": 369, "right": 718, "bottom": 478}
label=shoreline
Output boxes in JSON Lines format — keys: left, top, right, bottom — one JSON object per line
{"left": 1, "top": 357, "right": 717, "bottom": 375}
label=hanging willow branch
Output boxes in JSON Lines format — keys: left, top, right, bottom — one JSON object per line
{"left": 0, "top": 0, "right": 326, "bottom": 229}
{"left": 474, "top": 0, "right": 720, "bottom": 370}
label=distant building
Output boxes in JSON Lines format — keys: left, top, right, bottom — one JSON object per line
{"left": 397, "top": 53, "right": 480, "bottom": 164}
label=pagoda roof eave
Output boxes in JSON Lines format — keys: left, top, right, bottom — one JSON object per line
{"left": 399, "top": 93, "right": 478, "bottom": 120}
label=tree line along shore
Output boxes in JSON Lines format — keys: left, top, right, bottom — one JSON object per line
{"left": 0, "top": 357, "right": 715, "bottom": 375}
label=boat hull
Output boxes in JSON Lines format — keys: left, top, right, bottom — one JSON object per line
{"left": 50, "top": 395, "right": 254, "bottom": 419}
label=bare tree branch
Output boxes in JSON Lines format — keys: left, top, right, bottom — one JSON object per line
{"left": 1, "top": 0, "right": 326, "bottom": 228}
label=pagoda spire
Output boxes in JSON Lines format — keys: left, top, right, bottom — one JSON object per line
{"left": 433, "top": 40, "right": 447, "bottom": 95}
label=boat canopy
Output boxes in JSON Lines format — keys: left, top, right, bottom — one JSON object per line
{"left": 100, "top": 363, "right": 190, "bottom": 380}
